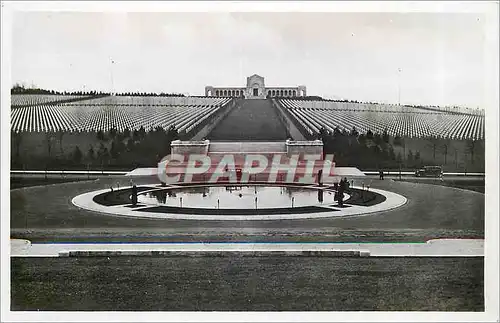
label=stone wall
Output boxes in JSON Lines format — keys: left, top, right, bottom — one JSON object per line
{"left": 271, "top": 99, "right": 307, "bottom": 140}
{"left": 286, "top": 139, "right": 323, "bottom": 156}
{"left": 170, "top": 140, "right": 210, "bottom": 155}
{"left": 170, "top": 140, "right": 323, "bottom": 157}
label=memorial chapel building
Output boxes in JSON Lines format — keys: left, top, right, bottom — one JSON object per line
{"left": 205, "top": 74, "right": 307, "bottom": 99}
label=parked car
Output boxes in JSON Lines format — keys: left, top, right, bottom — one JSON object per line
{"left": 415, "top": 166, "right": 443, "bottom": 178}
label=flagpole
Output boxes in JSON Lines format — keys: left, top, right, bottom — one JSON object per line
{"left": 109, "top": 57, "right": 115, "bottom": 96}
{"left": 397, "top": 67, "right": 402, "bottom": 106}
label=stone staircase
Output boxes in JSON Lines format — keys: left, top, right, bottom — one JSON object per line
{"left": 207, "top": 99, "right": 289, "bottom": 141}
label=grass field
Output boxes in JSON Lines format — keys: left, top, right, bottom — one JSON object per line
{"left": 10, "top": 176, "right": 98, "bottom": 189}
{"left": 11, "top": 256, "right": 483, "bottom": 311}
{"left": 10, "top": 176, "right": 484, "bottom": 243}
{"left": 396, "top": 177, "right": 485, "bottom": 193}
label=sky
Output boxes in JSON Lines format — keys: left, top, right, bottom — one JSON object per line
{"left": 10, "top": 10, "right": 490, "bottom": 108}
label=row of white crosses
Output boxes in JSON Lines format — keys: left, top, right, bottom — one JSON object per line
{"left": 10, "top": 97, "right": 232, "bottom": 133}
{"left": 427, "top": 105, "right": 485, "bottom": 116}
{"left": 279, "top": 99, "right": 485, "bottom": 140}
{"left": 294, "top": 99, "right": 484, "bottom": 117}
{"left": 11, "top": 94, "right": 90, "bottom": 107}
{"left": 62, "top": 96, "right": 229, "bottom": 107}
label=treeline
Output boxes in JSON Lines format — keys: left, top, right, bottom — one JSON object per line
{"left": 291, "top": 96, "right": 325, "bottom": 101}
{"left": 114, "top": 92, "right": 185, "bottom": 97}
{"left": 294, "top": 95, "right": 475, "bottom": 111}
{"left": 11, "top": 84, "right": 109, "bottom": 96}
{"left": 11, "top": 84, "right": 185, "bottom": 97}
{"left": 11, "top": 126, "right": 180, "bottom": 170}
{"left": 317, "top": 126, "right": 477, "bottom": 171}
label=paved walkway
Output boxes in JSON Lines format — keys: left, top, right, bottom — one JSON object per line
{"left": 11, "top": 239, "right": 484, "bottom": 257}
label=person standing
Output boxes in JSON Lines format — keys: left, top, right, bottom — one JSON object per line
{"left": 131, "top": 184, "right": 138, "bottom": 207}
{"left": 318, "top": 169, "right": 323, "bottom": 186}
{"left": 338, "top": 178, "right": 346, "bottom": 207}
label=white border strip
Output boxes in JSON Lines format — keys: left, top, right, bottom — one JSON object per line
{"left": 10, "top": 239, "right": 484, "bottom": 258}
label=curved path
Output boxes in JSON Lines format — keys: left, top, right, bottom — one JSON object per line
{"left": 71, "top": 184, "right": 406, "bottom": 221}
{"left": 10, "top": 176, "right": 484, "bottom": 243}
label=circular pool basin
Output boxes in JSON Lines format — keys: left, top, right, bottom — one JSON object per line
{"left": 137, "top": 185, "right": 348, "bottom": 209}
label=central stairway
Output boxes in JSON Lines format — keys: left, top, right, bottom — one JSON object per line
{"left": 207, "top": 99, "right": 289, "bottom": 141}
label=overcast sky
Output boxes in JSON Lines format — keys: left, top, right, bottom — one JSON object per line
{"left": 11, "top": 10, "right": 489, "bottom": 108}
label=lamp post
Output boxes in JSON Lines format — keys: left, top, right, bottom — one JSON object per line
{"left": 109, "top": 57, "right": 115, "bottom": 95}
{"left": 397, "top": 67, "right": 402, "bottom": 106}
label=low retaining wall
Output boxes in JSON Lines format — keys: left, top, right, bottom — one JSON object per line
{"left": 170, "top": 140, "right": 210, "bottom": 155}
{"left": 189, "top": 99, "right": 239, "bottom": 140}
{"left": 272, "top": 99, "right": 315, "bottom": 140}
{"left": 59, "top": 250, "right": 370, "bottom": 257}
{"left": 285, "top": 139, "right": 323, "bottom": 156}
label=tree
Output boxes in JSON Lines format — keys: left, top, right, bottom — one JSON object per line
{"left": 123, "top": 127, "right": 131, "bottom": 139}
{"left": 96, "top": 130, "right": 105, "bottom": 141}
{"left": 138, "top": 126, "right": 146, "bottom": 138}
{"left": 127, "top": 138, "right": 135, "bottom": 151}
{"left": 97, "top": 142, "right": 106, "bottom": 160}
{"left": 101, "top": 148, "right": 110, "bottom": 166}
{"left": 110, "top": 141, "right": 118, "bottom": 159}
{"left": 388, "top": 146, "right": 396, "bottom": 160}
{"left": 442, "top": 140, "right": 449, "bottom": 165}
{"left": 393, "top": 134, "right": 402, "bottom": 146}
{"left": 382, "top": 128, "right": 390, "bottom": 143}
{"left": 350, "top": 126, "right": 359, "bottom": 137}
{"left": 87, "top": 146, "right": 95, "bottom": 162}
{"left": 12, "top": 131, "right": 23, "bottom": 165}
{"left": 407, "top": 149, "right": 414, "bottom": 163}
{"left": 167, "top": 125, "right": 179, "bottom": 141}
{"left": 333, "top": 126, "right": 342, "bottom": 137}
{"left": 318, "top": 127, "right": 328, "bottom": 140}
{"left": 57, "top": 131, "right": 65, "bottom": 155}
{"left": 414, "top": 150, "right": 421, "bottom": 168}
{"left": 108, "top": 127, "right": 117, "bottom": 139}
{"left": 73, "top": 146, "right": 83, "bottom": 164}
{"left": 45, "top": 132, "right": 56, "bottom": 158}
{"left": 358, "top": 134, "right": 366, "bottom": 146}
{"left": 132, "top": 129, "right": 140, "bottom": 142}
{"left": 467, "top": 140, "right": 476, "bottom": 164}
{"left": 427, "top": 136, "right": 439, "bottom": 162}
{"left": 396, "top": 152, "right": 402, "bottom": 163}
